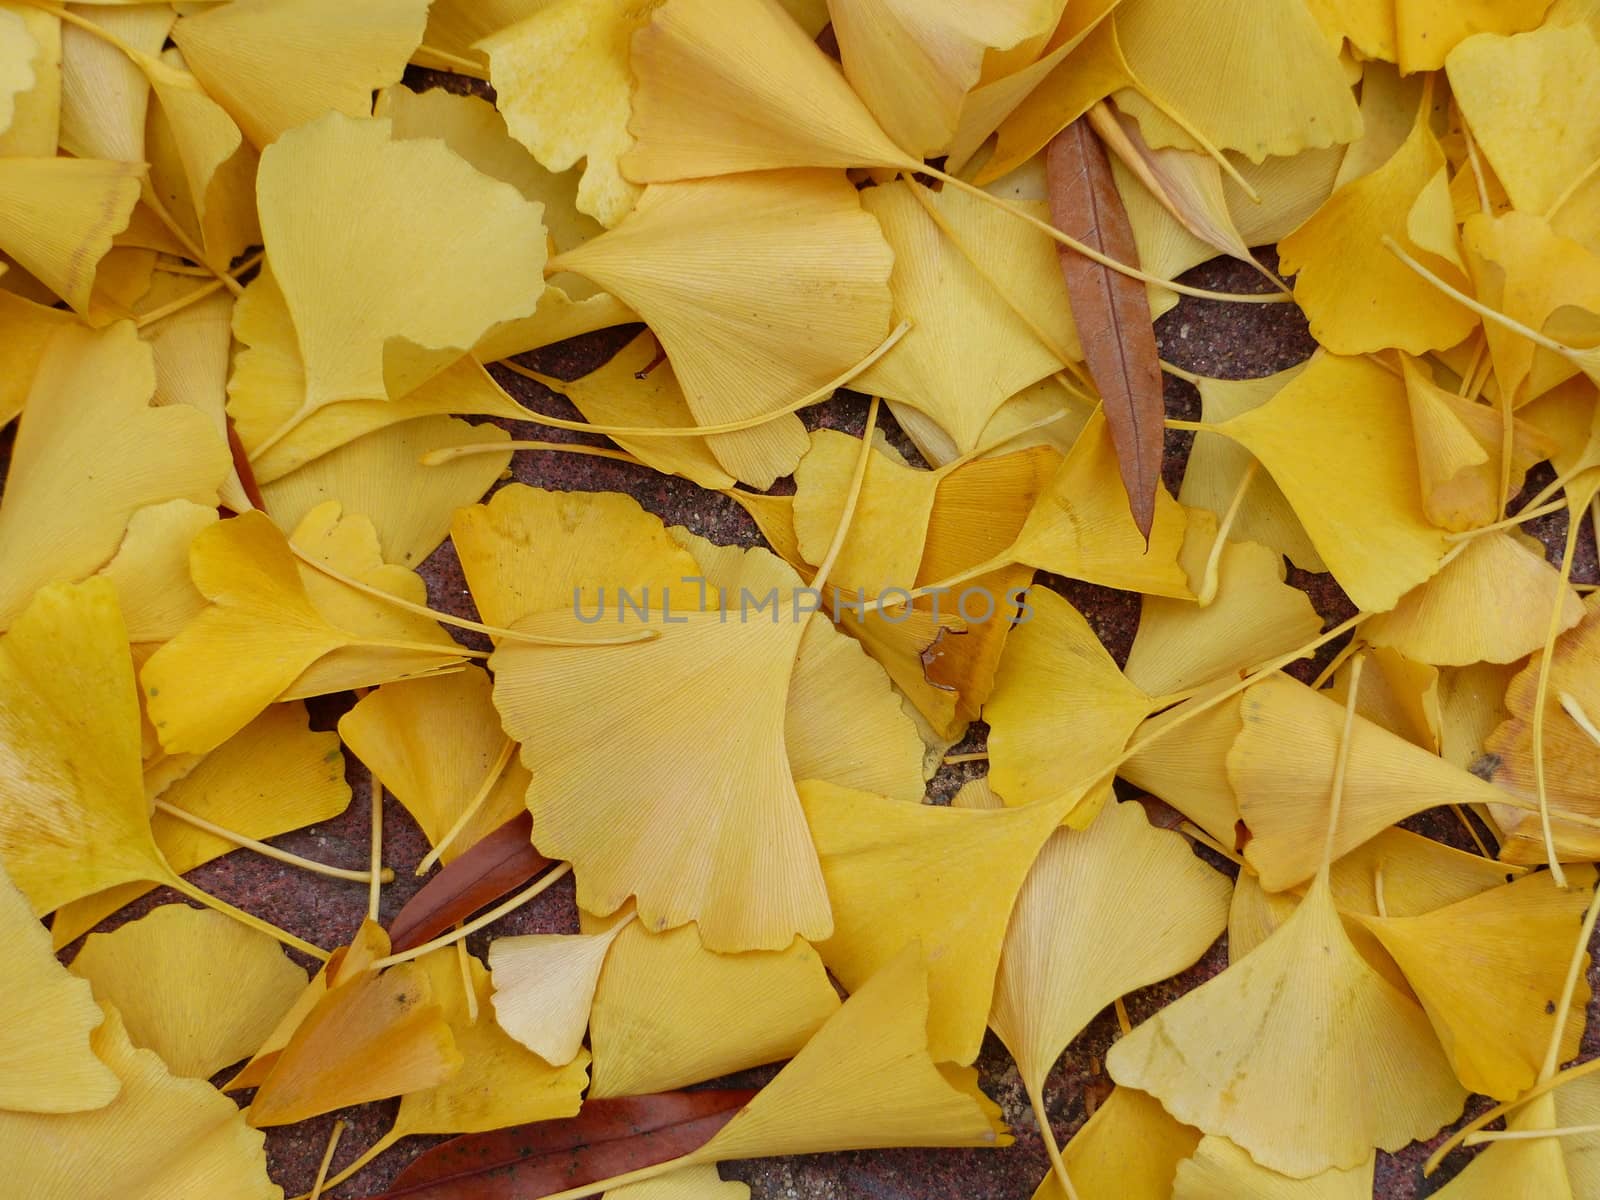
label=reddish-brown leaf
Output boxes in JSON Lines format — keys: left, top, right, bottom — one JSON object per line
{"left": 375, "top": 1090, "right": 758, "bottom": 1199}
{"left": 386, "top": 811, "right": 551, "bottom": 952}
{"left": 1046, "top": 115, "right": 1165, "bottom": 539}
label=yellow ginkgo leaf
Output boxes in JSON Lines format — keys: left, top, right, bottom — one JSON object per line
{"left": 57, "top": 5, "right": 168, "bottom": 164}
{"left": 256, "top": 112, "right": 547, "bottom": 425}
{"left": 0, "top": 861, "right": 118, "bottom": 1113}
{"left": 492, "top": 546, "right": 824, "bottom": 952}
{"left": 453, "top": 484, "right": 703, "bottom": 628}
{"left": 0, "top": 5, "right": 56, "bottom": 158}
{"left": 138, "top": 280, "right": 252, "bottom": 514}
{"left": 96, "top": 500, "right": 217, "bottom": 644}
{"left": 1173, "top": 1136, "right": 1375, "bottom": 1199}
{"left": 50, "top": 700, "right": 350, "bottom": 951}
{"left": 992, "top": 800, "right": 1230, "bottom": 1122}
{"left": 1123, "top": 511, "right": 1323, "bottom": 698}
{"left": 1354, "top": 866, "right": 1594, "bottom": 1099}
{"left": 141, "top": 509, "right": 465, "bottom": 755}
{"left": 227, "top": 265, "right": 529, "bottom": 484}
{"left": 0, "top": 578, "right": 175, "bottom": 916}
{"left": 485, "top": 490, "right": 921, "bottom": 951}
{"left": 0, "top": 321, "right": 227, "bottom": 629}
{"left": 0, "top": 290, "right": 73, "bottom": 429}
{"left": 260, "top": 415, "right": 512, "bottom": 569}
{"left": 0, "top": 1005, "right": 277, "bottom": 1200}
{"left": 581, "top": 910, "right": 840, "bottom": 1099}
{"left": 312, "top": 946, "right": 592, "bottom": 1195}
{"left": 1113, "top": 0, "right": 1361, "bottom": 162}
{"left": 689, "top": 943, "right": 1009, "bottom": 1162}
{"left": 622, "top": 0, "right": 913, "bottom": 182}
{"left": 550, "top": 169, "right": 893, "bottom": 488}
{"left": 1202, "top": 352, "right": 1449, "bottom": 612}
{"left": 1400, "top": 0, "right": 1561, "bottom": 73}
{"left": 68, "top": 905, "right": 305, "bottom": 1080}
{"left": 848, "top": 180, "right": 1066, "bottom": 454}
{"left": 1326, "top": 643, "right": 1441, "bottom": 752}
{"left": 481, "top": 0, "right": 664, "bottom": 228}
{"left": 1555, "top": 1066, "right": 1600, "bottom": 1195}
{"left": 245, "top": 957, "right": 461, "bottom": 1127}
{"left": 1030, "top": 1086, "right": 1201, "bottom": 1200}
{"left": 1278, "top": 104, "right": 1478, "bottom": 355}
{"left": 1119, "top": 695, "right": 1245, "bottom": 848}
{"left": 1430, "top": 1093, "right": 1575, "bottom": 1200}
{"left": 489, "top": 919, "right": 633, "bottom": 1066}
{"left": 1463, "top": 209, "right": 1600, "bottom": 408}
{"left": 1000, "top": 409, "right": 1192, "bottom": 598}
{"left": 1106, "top": 874, "right": 1466, "bottom": 1178}
{"left": 136, "top": 50, "right": 257, "bottom": 271}
{"left": 1364, "top": 530, "right": 1585, "bottom": 664}
{"left": 828, "top": 0, "right": 1056, "bottom": 158}
{"left": 986, "top": 586, "right": 1154, "bottom": 810}
{"left": 801, "top": 780, "right": 1074, "bottom": 1064}
{"left": 1231, "top": 675, "right": 1524, "bottom": 891}
{"left": 416, "top": 0, "right": 543, "bottom": 74}
{"left": 0, "top": 7, "right": 36, "bottom": 137}
{"left": 1439, "top": 660, "right": 1517, "bottom": 772}
{"left": 171, "top": 0, "right": 429, "bottom": 149}
{"left": 1176, "top": 366, "right": 1324, "bottom": 572}
{"left": 1449, "top": 21, "right": 1600, "bottom": 217}
{"left": 1402, "top": 354, "right": 1557, "bottom": 524}
{"left": 509, "top": 332, "right": 733, "bottom": 490}
{"left": 1485, "top": 597, "right": 1600, "bottom": 821}
{"left": 375, "top": 84, "right": 635, "bottom": 353}
{"left": 340, "top": 671, "right": 529, "bottom": 868}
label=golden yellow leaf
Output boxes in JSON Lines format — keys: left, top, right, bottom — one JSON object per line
{"left": 141, "top": 509, "right": 464, "bottom": 755}
{"left": 226, "top": 265, "right": 528, "bottom": 484}
{"left": 992, "top": 799, "right": 1229, "bottom": 1112}
{"left": 986, "top": 586, "right": 1154, "bottom": 809}
{"left": 1279, "top": 105, "right": 1478, "bottom": 355}
{"left": 96, "top": 500, "right": 216, "bottom": 645}
{"left": 172, "top": 0, "right": 429, "bottom": 149}
{"left": 1123, "top": 510, "right": 1323, "bottom": 698}
{"left": 849, "top": 180, "right": 1067, "bottom": 454}
{"left": 1431, "top": 1093, "right": 1574, "bottom": 1199}
{"left": 622, "top": 0, "right": 913, "bottom": 181}
{"left": 1400, "top": 0, "right": 1560, "bottom": 73}
{"left": 1176, "top": 366, "right": 1324, "bottom": 571}
{"left": 1107, "top": 874, "right": 1465, "bottom": 1177}
{"left": 0, "top": 861, "right": 118, "bottom": 1113}
{"left": 1232, "top": 675, "right": 1521, "bottom": 891}
{"left": 1174, "top": 1136, "right": 1375, "bottom": 1199}
{"left": 68, "top": 905, "right": 305, "bottom": 1080}
{"left": 256, "top": 112, "right": 547, "bottom": 419}
{"left": 1006, "top": 409, "right": 1192, "bottom": 597}
{"left": 1365, "top": 530, "right": 1585, "bottom": 664}
{"left": 0, "top": 289, "right": 71, "bottom": 429}
{"left": 802, "top": 780, "right": 1073, "bottom": 1064}
{"left": 260, "top": 415, "right": 512, "bottom": 569}
{"left": 0, "top": 319, "right": 227, "bottom": 629}
{"left": 57, "top": 5, "right": 168, "bottom": 163}
{"left": 828, "top": 0, "right": 1057, "bottom": 158}
{"left": 581, "top": 911, "right": 840, "bottom": 1099}
{"left": 50, "top": 701, "right": 350, "bottom": 950}
{"left": 1119, "top": 694, "right": 1245, "bottom": 848}
{"left": 1114, "top": 0, "right": 1361, "bottom": 162}
{"left": 606, "top": 1166, "right": 749, "bottom": 1200}
{"left": 1030, "top": 1086, "right": 1201, "bottom": 1200}
{"left": 340, "top": 671, "right": 529, "bottom": 867}
{"left": 0, "top": 1005, "right": 276, "bottom": 1200}
{"left": 1326, "top": 643, "right": 1441, "bottom": 752}
{"left": 1205, "top": 352, "right": 1448, "bottom": 611}
{"left": 481, "top": 0, "right": 664, "bottom": 228}
{"left": 1355, "top": 866, "right": 1593, "bottom": 1099}
{"left": 690, "top": 944, "right": 1010, "bottom": 1161}
{"left": 550, "top": 170, "right": 892, "bottom": 488}
{"left": 246, "top": 956, "right": 461, "bottom": 1127}
{"left": 0, "top": 6, "right": 35, "bottom": 136}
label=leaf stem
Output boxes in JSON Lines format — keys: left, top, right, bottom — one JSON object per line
{"left": 367, "top": 863, "right": 573, "bottom": 970}
{"left": 153, "top": 800, "right": 390, "bottom": 884}
{"left": 1029, "top": 1081, "right": 1081, "bottom": 1200}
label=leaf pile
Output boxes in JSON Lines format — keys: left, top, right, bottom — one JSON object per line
{"left": 3, "top": 1, "right": 1600, "bottom": 1198}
